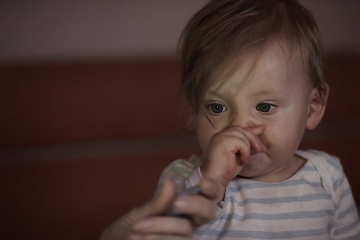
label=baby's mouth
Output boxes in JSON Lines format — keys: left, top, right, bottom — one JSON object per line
{"left": 250, "top": 144, "right": 266, "bottom": 156}
{"left": 250, "top": 149, "right": 258, "bottom": 156}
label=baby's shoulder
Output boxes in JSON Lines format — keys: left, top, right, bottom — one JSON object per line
{"left": 297, "top": 149, "right": 342, "bottom": 173}
{"left": 297, "top": 149, "right": 344, "bottom": 192}
{"left": 162, "top": 155, "right": 202, "bottom": 176}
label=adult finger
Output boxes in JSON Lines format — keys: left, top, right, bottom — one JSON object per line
{"left": 170, "top": 178, "right": 221, "bottom": 226}
{"left": 128, "top": 234, "right": 191, "bottom": 240}
{"left": 173, "top": 194, "right": 217, "bottom": 227}
{"left": 132, "top": 216, "right": 193, "bottom": 236}
{"left": 100, "top": 179, "right": 177, "bottom": 240}
{"left": 199, "top": 177, "right": 224, "bottom": 203}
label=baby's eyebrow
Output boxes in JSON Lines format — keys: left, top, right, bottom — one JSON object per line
{"left": 251, "top": 89, "right": 287, "bottom": 97}
{"left": 208, "top": 89, "right": 282, "bottom": 98}
{"left": 205, "top": 87, "right": 288, "bottom": 102}
{"left": 252, "top": 90, "right": 276, "bottom": 96}
{"left": 205, "top": 91, "right": 232, "bottom": 101}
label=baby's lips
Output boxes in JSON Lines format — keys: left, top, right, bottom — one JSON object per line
{"left": 250, "top": 149, "right": 257, "bottom": 156}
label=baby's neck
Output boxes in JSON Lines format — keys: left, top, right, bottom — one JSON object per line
{"left": 240, "top": 154, "right": 307, "bottom": 183}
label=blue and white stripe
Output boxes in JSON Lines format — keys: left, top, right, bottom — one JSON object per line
{"left": 158, "top": 150, "right": 360, "bottom": 239}
{"left": 191, "top": 150, "right": 360, "bottom": 239}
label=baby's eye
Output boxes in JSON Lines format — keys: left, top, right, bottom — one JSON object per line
{"left": 256, "top": 103, "right": 276, "bottom": 113}
{"left": 208, "top": 103, "right": 227, "bottom": 114}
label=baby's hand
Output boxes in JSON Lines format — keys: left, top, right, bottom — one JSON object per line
{"left": 201, "top": 126, "right": 264, "bottom": 199}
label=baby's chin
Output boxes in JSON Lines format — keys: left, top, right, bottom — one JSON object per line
{"left": 237, "top": 167, "right": 265, "bottom": 181}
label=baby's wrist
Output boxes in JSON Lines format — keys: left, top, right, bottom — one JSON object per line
{"left": 199, "top": 166, "right": 229, "bottom": 202}
{"left": 200, "top": 165, "right": 230, "bottom": 188}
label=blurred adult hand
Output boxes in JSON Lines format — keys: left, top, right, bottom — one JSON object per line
{"left": 99, "top": 177, "right": 221, "bottom": 240}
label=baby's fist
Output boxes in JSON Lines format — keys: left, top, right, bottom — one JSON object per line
{"left": 201, "top": 127, "right": 264, "bottom": 190}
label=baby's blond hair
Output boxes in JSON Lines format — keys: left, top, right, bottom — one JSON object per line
{"left": 179, "top": 0, "right": 325, "bottom": 117}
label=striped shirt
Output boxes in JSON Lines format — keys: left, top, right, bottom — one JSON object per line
{"left": 157, "top": 150, "right": 360, "bottom": 239}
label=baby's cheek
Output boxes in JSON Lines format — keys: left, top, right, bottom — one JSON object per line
{"left": 196, "top": 130, "right": 211, "bottom": 154}
{"left": 196, "top": 117, "right": 218, "bottom": 153}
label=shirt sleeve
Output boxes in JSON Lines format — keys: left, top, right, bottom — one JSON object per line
{"left": 330, "top": 157, "right": 360, "bottom": 239}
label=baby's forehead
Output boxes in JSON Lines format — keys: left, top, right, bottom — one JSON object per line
{"left": 205, "top": 42, "right": 308, "bottom": 96}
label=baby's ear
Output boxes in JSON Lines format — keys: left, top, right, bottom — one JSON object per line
{"left": 306, "top": 83, "right": 329, "bottom": 130}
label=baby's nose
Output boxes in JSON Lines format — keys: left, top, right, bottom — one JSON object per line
{"left": 229, "top": 113, "right": 265, "bottom": 135}
{"left": 246, "top": 124, "right": 265, "bottom": 136}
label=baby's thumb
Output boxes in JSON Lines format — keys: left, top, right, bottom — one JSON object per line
{"left": 99, "top": 179, "right": 176, "bottom": 240}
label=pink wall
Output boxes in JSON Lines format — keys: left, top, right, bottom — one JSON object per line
{"left": 0, "top": 0, "right": 359, "bottom": 63}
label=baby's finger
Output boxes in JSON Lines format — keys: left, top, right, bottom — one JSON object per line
{"left": 132, "top": 216, "right": 193, "bottom": 237}
{"left": 224, "top": 127, "right": 264, "bottom": 152}
{"left": 222, "top": 127, "right": 265, "bottom": 164}
{"left": 240, "top": 128, "right": 265, "bottom": 153}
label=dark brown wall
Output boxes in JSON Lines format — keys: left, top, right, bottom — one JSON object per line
{"left": 0, "top": 56, "right": 359, "bottom": 240}
{"left": 0, "top": 59, "right": 186, "bottom": 149}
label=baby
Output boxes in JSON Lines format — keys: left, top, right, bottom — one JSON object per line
{"left": 100, "top": 0, "right": 360, "bottom": 239}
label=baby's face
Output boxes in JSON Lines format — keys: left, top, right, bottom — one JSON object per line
{"left": 196, "top": 42, "right": 313, "bottom": 182}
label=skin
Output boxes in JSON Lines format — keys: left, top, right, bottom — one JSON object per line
{"left": 99, "top": 41, "right": 329, "bottom": 239}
